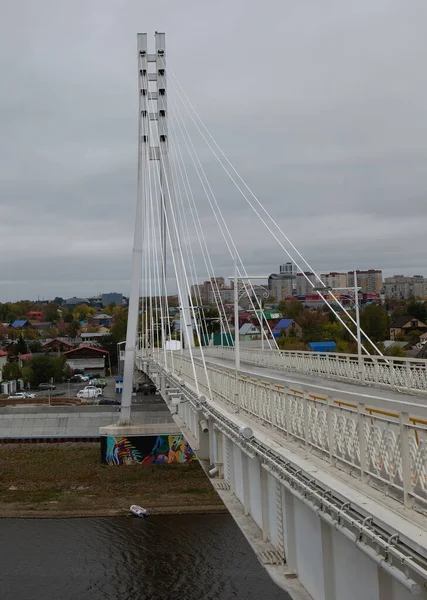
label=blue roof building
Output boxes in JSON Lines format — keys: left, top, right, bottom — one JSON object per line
{"left": 272, "top": 319, "right": 299, "bottom": 339}
{"left": 11, "top": 319, "right": 32, "bottom": 329}
{"left": 308, "top": 341, "right": 336, "bottom": 353}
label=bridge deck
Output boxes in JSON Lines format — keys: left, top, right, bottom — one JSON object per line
{"left": 203, "top": 355, "right": 427, "bottom": 419}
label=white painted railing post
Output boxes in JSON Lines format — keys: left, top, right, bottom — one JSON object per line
{"left": 399, "top": 412, "right": 413, "bottom": 508}
{"left": 357, "top": 402, "right": 368, "bottom": 483}
{"left": 406, "top": 360, "right": 411, "bottom": 392}
{"left": 285, "top": 386, "right": 291, "bottom": 438}
{"left": 327, "top": 396, "right": 336, "bottom": 466}
{"left": 303, "top": 391, "right": 309, "bottom": 450}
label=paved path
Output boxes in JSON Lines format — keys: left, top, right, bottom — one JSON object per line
{"left": 203, "top": 356, "right": 427, "bottom": 419}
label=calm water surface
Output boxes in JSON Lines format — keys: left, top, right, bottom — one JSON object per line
{"left": 0, "top": 514, "right": 290, "bottom": 600}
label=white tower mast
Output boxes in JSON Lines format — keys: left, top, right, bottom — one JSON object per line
{"left": 120, "top": 32, "right": 193, "bottom": 424}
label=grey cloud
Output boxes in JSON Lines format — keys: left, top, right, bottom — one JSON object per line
{"left": 0, "top": 0, "right": 427, "bottom": 301}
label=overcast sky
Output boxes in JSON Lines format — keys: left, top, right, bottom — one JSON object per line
{"left": 1, "top": 0, "right": 426, "bottom": 302}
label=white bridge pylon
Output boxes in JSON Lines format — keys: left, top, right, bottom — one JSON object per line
{"left": 121, "top": 31, "right": 384, "bottom": 425}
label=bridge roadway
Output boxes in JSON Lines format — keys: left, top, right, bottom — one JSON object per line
{"left": 143, "top": 352, "right": 427, "bottom": 600}
{"left": 201, "top": 355, "right": 427, "bottom": 419}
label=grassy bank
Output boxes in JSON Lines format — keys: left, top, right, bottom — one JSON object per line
{"left": 0, "top": 443, "right": 226, "bottom": 518}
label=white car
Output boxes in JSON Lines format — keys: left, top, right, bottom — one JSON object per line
{"left": 77, "top": 387, "right": 102, "bottom": 400}
{"left": 7, "top": 392, "right": 35, "bottom": 400}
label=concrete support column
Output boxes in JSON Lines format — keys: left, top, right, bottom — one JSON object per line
{"left": 320, "top": 519, "right": 336, "bottom": 600}
{"left": 215, "top": 428, "right": 224, "bottom": 478}
{"left": 260, "top": 462, "right": 270, "bottom": 542}
{"left": 283, "top": 487, "right": 297, "bottom": 573}
{"left": 197, "top": 413, "right": 210, "bottom": 461}
{"left": 241, "top": 452, "right": 251, "bottom": 516}
{"left": 208, "top": 419, "right": 215, "bottom": 464}
{"left": 227, "top": 437, "right": 235, "bottom": 493}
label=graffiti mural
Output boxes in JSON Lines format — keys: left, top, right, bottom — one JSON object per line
{"left": 101, "top": 435, "right": 196, "bottom": 466}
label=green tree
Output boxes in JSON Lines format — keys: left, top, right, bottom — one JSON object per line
{"left": 100, "top": 308, "right": 128, "bottom": 371}
{"left": 44, "top": 302, "right": 60, "bottom": 323}
{"left": 406, "top": 301, "right": 427, "bottom": 323}
{"left": 360, "top": 304, "right": 389, "bottom": 342}
{"left": 2, "top": 362, "right": 22, "bottom": 380}
{"left": 53, "top": 297, "right": 64, "bottom": 306}
{"left": 26, "top": 355, "right": 70, "bottom": 387}
{"left": 199, "top": 307, "right": 221, "bottom": 335}
{"left": 384, "top": 344, "right": 406, "bottom": 357}
{"left": 15, "top": 335, "right": 28, "bottom": 355}
{"left": 63, "top": 312, "right": 74, "bottom": 323}
{"left": 66, "top": 320, "right": 80, "bottom": 338}
{"left": 28, "top": 340, "right": 42, "bottom": 353}
{"left": 278, "top": 300, "right": 304, "bottom": 320}
{"left": 276, "top": 336, "right": 308, "bottom": 351}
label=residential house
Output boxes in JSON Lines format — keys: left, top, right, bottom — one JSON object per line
{"left": 62, "top": 346, "right": 109, "bottom": 375}
{"left": 30, "top": 322, "right": 54, "bottom": 333}
{"left": 239, "top": 323, "right": 261, "bottom": 340}
{"left": 41, "top": 338, "right": 74, "bottom": 353}
{"left": 272, "top": 319, "right": 303, "bottom": 339}
{"left": 26, "top": 311, "right": 44, "bottom": 321}
{"left": 80, "top": 332, "right": 110, "bottom": 344}
{"left": 90, "top": 313, "right": 112, "bottom": 327}
{"left": 11, "top": 320, "right": 34, "bottom": 330}
{"left": 389, "top": 316, "right": 427, "bottom": 341}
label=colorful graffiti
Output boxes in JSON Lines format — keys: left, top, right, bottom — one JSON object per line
{"left": 102, "top": 435, "right": 195, "bottom": 466}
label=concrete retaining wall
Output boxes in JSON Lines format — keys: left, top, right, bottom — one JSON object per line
{"left": 0, "top": 404, "right": 176, "bottom": 438}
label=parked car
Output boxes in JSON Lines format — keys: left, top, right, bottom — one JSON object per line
{"left": 98, "top": 398, "right": 120, "bottom": 405}
{"left": 70, "top": 375, "right": 84, "bottom": 383}
{"left": 81, "top": 385, "right": 103, "bottom": 394}
{"left": 38, "top": 383, "right": 56, "bottom": 390}
{"left": 7, "top": 392, "right": 35, "bottom": 400}
{"left": 77, "top": 387, "right": 102, "bottom": 400}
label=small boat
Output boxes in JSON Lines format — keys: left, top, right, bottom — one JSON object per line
{"left": 130, "top": 504, "right": 149, "bottom": 518}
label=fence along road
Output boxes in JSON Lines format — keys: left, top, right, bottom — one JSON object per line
{"left": 159, "top": 351, "right": 427, "bottom": 512}
{"left": 198, "top": 350, "right": 427, "bottom": 419}
{"left": 201, "top": 346, "right": 427, "bottom": 396}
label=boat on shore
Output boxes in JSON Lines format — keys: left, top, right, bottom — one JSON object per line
{"left": 130, "top": 504, "right": 149, "bottom": 518}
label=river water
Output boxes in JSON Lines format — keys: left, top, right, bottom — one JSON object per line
{"left": 0, "top": 514, "right": 290, "bottom": 600}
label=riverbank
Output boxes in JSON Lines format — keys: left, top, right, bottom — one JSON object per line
{"left": 0, "top": 443, "right": 226, "bottom": 518}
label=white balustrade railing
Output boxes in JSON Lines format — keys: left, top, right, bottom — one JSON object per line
{"left": 199, "top": 346, "right": 427, "bottom": 394}
{"left": 152, "top": 350, "right": 427, "bottom": 509}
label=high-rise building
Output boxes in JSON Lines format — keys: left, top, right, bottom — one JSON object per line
{"left": 347, "top": 270, "right": 383, "bottom": 294}
{"left": 269, "top": 263, "right": 296, "bottom": 300}
{"left": 383, "top": 275, "right": 427, "bottom": 299}
{"left": 102, "top": 293, "right": 123, "bottom": 307}
{"left": 295, "top": 272, "right": 318, "bottom": 296}
{"left": 320, "top": 272, "right": 347, "bottom": 290}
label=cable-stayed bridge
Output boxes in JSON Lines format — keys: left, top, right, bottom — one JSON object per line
{"left": 108, "top": 33, "right": 427, "bottom": 600}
